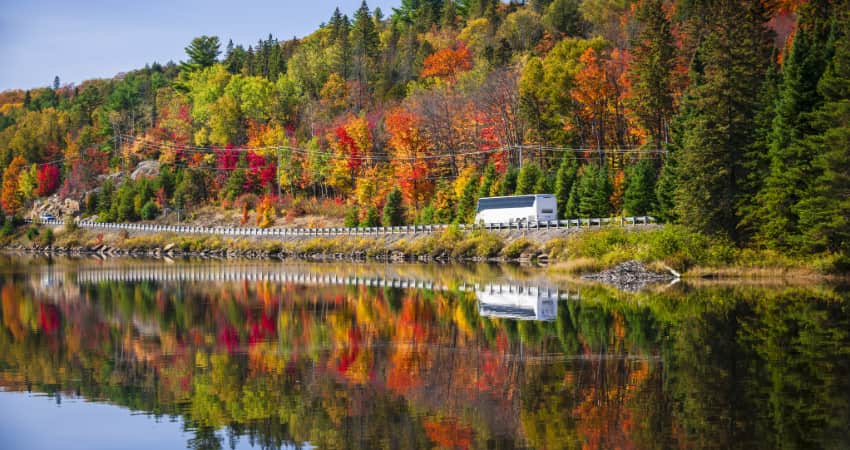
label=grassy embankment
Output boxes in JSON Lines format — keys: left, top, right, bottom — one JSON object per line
{"left": 4, "top": 220, "right": 847, "bottom": 279}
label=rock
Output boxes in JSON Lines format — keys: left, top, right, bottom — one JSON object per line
{"left": 163, "top": 243, "right": 176, "bottom": 252}
{"left": 582, "top": 260, "right": 675, "bottom": 292}
{"left": 130, "top": 160, "right": 160, "bottom": 180}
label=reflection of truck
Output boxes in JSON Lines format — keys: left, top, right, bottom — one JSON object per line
{"left": 474, "top": 194, "right": 557, "bottom": 224}
{"left": 476, "top": 285, "right": 558, "bottom": 321}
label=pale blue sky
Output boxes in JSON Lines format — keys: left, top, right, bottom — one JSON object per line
{"left": 0, "top": 0, "right": 398, "bottom": 91}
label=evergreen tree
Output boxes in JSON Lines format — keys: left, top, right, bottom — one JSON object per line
{"left": 515, "top": 163, "right": 542, "bottom": 195}
{"left": 182, "top": 36, "right": 221, "bottom": 71}
{"left": 361, "top": 205, "right": 381, "bottom": 227}
{"left": 351, "top": 1, "right": 380, "bottom": 110}
{"left": 477, "top": 163, "right": 497, "bottom": 198}
{"left": 554, "top": 154, "right": 578, "bottom": 219}
{"left": 344, "top": 205, "right": 360, "bottom": 227}
{"left": 456, "top": 174, "right": 479, "bottom": 223}
{"left": 500, "top": 167, "right": 519, "bottom": 196}
{"left": 566, "top": 163, "right": 612, "bottom": 218}
{"left": 753, "top": 0, "right": 836, "bottom": 248}
{"left": 382, "top": 188, "right": 405, "bottom": 226}
{"left": 623, "top": 158, "right": 657, "bottom": 216}
{"left": 796, "top": 9, "right": 850, "bottom": 254}
{"left": 674, "top": 0, "right": 775, "bottom": 238}
{"left": 628, "top": 0, "right": 677, "bottom": 146}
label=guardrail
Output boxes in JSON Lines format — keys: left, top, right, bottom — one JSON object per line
{"left": 24, "top": 216, "right": 656, "bottom": 237}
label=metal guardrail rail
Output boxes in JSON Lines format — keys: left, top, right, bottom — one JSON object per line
{"left": 25, "top": 216, "right": 656, "bottom": 237}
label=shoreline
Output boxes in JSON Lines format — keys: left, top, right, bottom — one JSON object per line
{"left": 3, "top": 223, "right": 846, "bottom": 283}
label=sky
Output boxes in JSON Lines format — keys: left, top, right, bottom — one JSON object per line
{"left": 0, "top": 0, "right": 399, "bottom": 91}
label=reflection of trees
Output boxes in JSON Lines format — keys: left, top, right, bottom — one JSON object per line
{"left": 0, "top": 268, "right": 849, "bottom": 449}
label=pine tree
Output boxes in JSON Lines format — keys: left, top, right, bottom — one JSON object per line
{"left": 344, "top": 205, "right": 360, "bottom": 227}
{"left": 753, "top": 0, "right": 836, "bottom": 249}
{"left": 796, "top": 8, "right": 850, "bottom": 254}
{"left": 554, "top": 154, "right": 578, "bottom": 219}
{"left": 351, "top": 1, "right": 380, "bottom": 110}
{"left": 570, "top": 163, "right": 611, "bottom": 218}
{"left": 361, "top": 205, "right": 381, "bottom": 227}
{"left": 674, "top": 0, "right": 775, "bottom": 238}
{"left": 182, "top": 35, "right": 221, "bottom": 71}
{"left": 456, "top": 174, "right": 479, "bottom": 223}
{"left": 477, "top": 163, "right": 497, "bottom": 199}
{"left": 382, "top": 188, "right": 405, "bottom": 226}
{"left": 623, "top": 158, "right": 657, "bottom": 216}
{"left": 628, "top": 0, "right": 677, "bottom": 146}
{"left": 515, "top": 163, "right": 542, "bottom": 195}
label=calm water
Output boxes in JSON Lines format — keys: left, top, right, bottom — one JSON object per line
{"left": 0, "top": 256, "right": 848, "bottom": 449}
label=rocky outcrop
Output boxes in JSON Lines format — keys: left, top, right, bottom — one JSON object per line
{"left": 130, "top": 160, "right": 160, "bottom": 180}
{"left": 582, "top": 260, "right": 677, "bottom": 292}
{"left": 29, "top": 195, "right": 80, "bottom": 219}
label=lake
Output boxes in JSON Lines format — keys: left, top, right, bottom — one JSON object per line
{"left": 0, "top": 255, "right": 848, "bottom": 449}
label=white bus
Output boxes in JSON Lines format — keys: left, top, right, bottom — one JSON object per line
{"left": 474, "top": 194, "right": 558, "bottom": 225}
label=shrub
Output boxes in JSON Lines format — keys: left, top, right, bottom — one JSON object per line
{"left": 26, "top": 227, "right": 39, "bottom": 241}
{"left": 1, "top": 218, "right": 15, "bottom": 237}
{"left": 40, "top": 228, "right": 55, "bottom": 246}
{"left": 140, "top": 201, "right": 159, "bottom": 220}
{"left": 502, "top": 238, "right": 537, "bottom": 258}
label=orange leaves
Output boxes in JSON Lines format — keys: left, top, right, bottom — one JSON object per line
{"left": 385, "top": 108, "right": 434, "bottom": 207}
{"left": 327, "top": 115, "right": 373, "bottom": 197}
{"left": 421, "top": 43, "right": 473, "bottom": 81}
{"left": 1, "top": 155, "right": 27, "bottom": 215}
{"left": 256, "top": 194, "right": 277, "bottom": 228}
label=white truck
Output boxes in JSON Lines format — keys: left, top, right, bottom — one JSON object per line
{"left": 474, "top": 194, "right": 558, "bottom": 225}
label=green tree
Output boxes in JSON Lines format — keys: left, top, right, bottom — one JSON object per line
{"left": 628, "top": 0, "right": 677, "bottom": 146}
{"left": 753, "top": 0, "right": 836, "bottom": 249}
{"left": 344, "top": 205, "right": 360, "bottom": 227}
{"left": 573, "top": 163, "right": 611, "bottom": 217}
{"left": 361, "top": 205, "right": 381, "bottom": 227}
{"left": 554, "top": 154, "right": 578, "bottom": 218}
{"left": 674, "top": 0, "right": 775, "bottom": 238}
{"left": 623, "top": 158, "right": 657, "bottom": 216}
{"left": 515, "top": 163, "right": 542, "bottom": 195}
{"left": 382, "top": 188, "right": 405, "bottom": 226}
{"left": 796, "top": 11, "right": 850, "bottom": 254}
{"left": 351, "top": 1, "right": 380, "bottom": 110}
{"left": 183, "top": 36, "right": 222, "bottom": 71}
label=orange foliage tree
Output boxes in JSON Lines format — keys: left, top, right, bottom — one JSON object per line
{"left": 385, "top": 108, "right": 434, "bottom": 209}
{"left": 1, "top": 155, "right": 27, "bottom": 215}
{"left": 421, "top": 43, "right": 473, "bottom": 81}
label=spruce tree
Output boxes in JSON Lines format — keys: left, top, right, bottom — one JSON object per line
{"left": 382, "top": 188, "right": 405, "bottom": 226}
{"left": 753, "top": 0, "right": 836, "bottom": 249}
{"left": 623, "top": 158, "right": 657, "bottom": 216}
{"left": 351, "top": 1, "right": 380, "bottom": 110}
{"left": 554, "top": 154, "right": 578, "bottom": 219}
{"left": 182, "top": 36, "right": 221, "bottom": 71}
{"left": 477, "top": 164, "right": 497, "bottom": 199}
{"left": 674, "top": 0, "right": 775, "bottom": 238}
{"left": 796, "top": 9, "right": 850, "bottom": 254}
{"left": 628, "top": 0, "right": 677, "bottom": 146}
{"left": 515, "top": 163, "right": 542, "bottom": 195}
{"left": 361, "top": 205, "right": 381, "bottom": 227}
{"left": 573, "top": 163, "right": 612, "bottom": 218}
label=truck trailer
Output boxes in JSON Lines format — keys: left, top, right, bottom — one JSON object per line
{"left": 474, "top": 194, "right": 557, "bottom": 225}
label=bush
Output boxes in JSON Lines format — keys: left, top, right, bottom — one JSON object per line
{"left": 26, "top": 227, "right": 39, "bottom": 241}
{"left": 40, "top": 228, "right": 54, "bottom": 247}
{"left": 1, "top": 218, "right": 14, "bottom": 237}
{"left": 140, "top": 201, "right": 159, "bottom": 220}
{"left": 502, "top": 238, "right": 537, "bottom": 258}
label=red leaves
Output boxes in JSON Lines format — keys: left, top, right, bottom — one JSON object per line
{"left": 335, "top": 126, "right": 362, "bottom": 173}
{"left": 36, "top": 164, "right": 60, "bottom": 197}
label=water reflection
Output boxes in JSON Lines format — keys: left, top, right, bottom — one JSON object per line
{"left": 0, "top": 255, "right": 848, "bottom": 449}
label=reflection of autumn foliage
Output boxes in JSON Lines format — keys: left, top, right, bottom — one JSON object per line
{"left": 424, "top": 417, "right": 474, "bottom": 449}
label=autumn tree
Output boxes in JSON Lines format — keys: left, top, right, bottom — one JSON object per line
{"left": 1, "top": 156, "right": 27, "bottom": 215}
{"left": 36, "top": 164, "right": 60, "bottom": 197}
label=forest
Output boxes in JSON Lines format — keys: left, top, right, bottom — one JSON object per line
{"left": 0, "top": 0, "right": 848, "bottom": 257}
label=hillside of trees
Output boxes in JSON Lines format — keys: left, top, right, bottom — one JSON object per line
{"left": 0, "top": 0, "right": 848, "bottom": 256}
